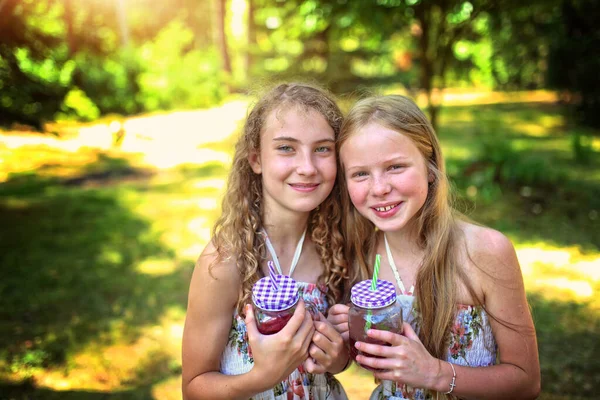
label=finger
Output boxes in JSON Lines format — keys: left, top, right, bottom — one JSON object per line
{"left": 354, "top": 341, "right": 393, "bottom": 359}
{"left": 300, "top": 320, "right": 316, "bottom": 354}
{"left": 314, "top": 319, "right": 343, "bottom": 344}
{"left": 372, "top": 370, "right": 401, "bottom": 382}
{"left": 309, "top": 343, "right": 328, "bottom": 365}
{"left": 401, "top": 322, "right": 420, "bottom": 342}
{"left": 303, "top": 356, "right": 326, "bottom": 374}
{"left": 341, "top": 331, "right": 349, "bottom": 342}
{"left": 366, "top": 329, "right": 406, "bottom": 346}
{"left": 244, "top": 304, "right": 260, "bottom": 342}
{"left": 280, "top": 298, "right": 307, "bottom": 335}
{"left": 355, "top": 353, "right": 394, "bottom": 372}
{"left": 298, "top": 303, "right": 316, "bottom": 339}
{"left": 328, "top": 304, "right": 350, "bottom": 317}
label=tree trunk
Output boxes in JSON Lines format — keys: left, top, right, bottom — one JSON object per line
{"left": 217, "top": 0, "right": 232, "bottom": 84}
{"left": 415, "top": 4, "right": 437, "bottom": 130}
{"left": 0, "top": 0, "right": 18, "bottom": 26}
{"left": 245, "top": 0, "right": 256, "bottom": 77}
{"left": 116, "top": 0, "right": 129, "bottom": 48}
{"left": 64, "top": 0, "right": 77, "bottom": 56}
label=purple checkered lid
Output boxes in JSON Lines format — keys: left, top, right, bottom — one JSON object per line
{"left": 252, "top": 274, "right": 299, "bottom": 312}
{"left": 350, "top": 279, "right": 397, "bottom": 309}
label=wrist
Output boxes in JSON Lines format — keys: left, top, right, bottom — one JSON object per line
{"left": 430, "top": 359, "right": 445, "bottom": 392}
{"left": 247, "top": 365, "right": 276, "bottom": 393}
{"left": 336, "top": 351, "right": 353, "bottom": 374}
{"left": 432, "top": 361, "right": 456, "bottom": 394}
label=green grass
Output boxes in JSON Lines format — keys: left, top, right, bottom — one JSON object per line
{"left": 0, "top": 98, "right": 598, "bottom": 399}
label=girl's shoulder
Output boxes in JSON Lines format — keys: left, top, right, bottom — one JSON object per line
{"left": 456, "top": 221, "right": 522, "bottom": 289}
{"left": 192, "top": 240, "right": 242, "bottom": 294}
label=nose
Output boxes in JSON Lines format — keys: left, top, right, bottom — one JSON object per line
{"left": 296, "top": 152, "right": 317, "bottom": 176}
{"left": 371, "top": 174, "right": 391, "bottom": 196}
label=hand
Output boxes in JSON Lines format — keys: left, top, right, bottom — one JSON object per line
{"left": 326, "top": 304, "right": 350, "bottom": 342}
{"left": 245, "top": 298, "right": 316, "bottom": 388}
{"left": 303, "top": 312, "right": 350, "bottom": 374}
{"left": 354, "top": 322, "right": 441, "bottom": 390}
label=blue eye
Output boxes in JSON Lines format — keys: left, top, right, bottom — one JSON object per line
{"left": 351, "top": 171, "right": 368, "bottom": 178}
{"left": 277, "top": 145, "right": 293, "bottom": 152}
{"left": 389, "top": 164, "right": 405, "bottom": 171}
{"left": 315, "top": 146, "right": 331, "bottom": 153}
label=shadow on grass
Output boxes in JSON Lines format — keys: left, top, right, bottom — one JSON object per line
{"left": 0, "top": 380, "right": 155, "bottom": 400}
{"left": 437, "top": 102, "right": 600, "bottom": 251}
{"left": 0, "top": 158, "right": 189, "bottom": 380}
{"left": 529, "top": 292, "right": 600, "bottom": 397}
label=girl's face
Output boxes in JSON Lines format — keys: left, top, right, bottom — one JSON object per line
{"left": 249, "top": 107, "right": 337, "bottom": 216}
{"left": 340, "top": 122, "right": 430, "bottom": 233}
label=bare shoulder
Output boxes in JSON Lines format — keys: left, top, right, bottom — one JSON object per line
{"left": 188, "top": 241, "right": 240, "bottom": 307}
{"left": 457, "top": 221, "right": 521, "bottom": 281}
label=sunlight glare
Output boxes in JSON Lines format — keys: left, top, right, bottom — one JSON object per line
{"left": 231, "top": 0, "right": 247, "bottom": 38}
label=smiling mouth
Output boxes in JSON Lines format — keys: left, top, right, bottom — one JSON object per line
{"left": 290, "top": 183, "right": 319, "bottom": 188}
{"left": 374, "top": 203, "right": 400, "bottom": 212}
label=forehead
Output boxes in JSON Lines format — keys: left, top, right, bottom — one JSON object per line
{"left": 341, "top": 123, "right": 422, "bottom": 162}
{"left": 263, "top": 106, "right": 333, "bottom": 138}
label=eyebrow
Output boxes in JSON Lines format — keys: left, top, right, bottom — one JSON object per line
{"left": 273, "top": 136, "right": 335, "bottom": 143}
{"left": 344, "top": 156, "right": 410, "bottom": 170}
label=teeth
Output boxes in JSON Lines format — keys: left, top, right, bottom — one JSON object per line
{"left": 375, "top": 204, "right": 396, "bottom": 212}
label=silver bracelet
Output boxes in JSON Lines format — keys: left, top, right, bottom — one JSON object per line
{"left": 444, "top": 362, "right": 456, "bottom": 394}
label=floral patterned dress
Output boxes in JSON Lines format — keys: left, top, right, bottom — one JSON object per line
{"left": 371, "top": 294, "right": 497, "bottom": 400}
{"left": 221, "top": 282, "right": 348, "bottom": 400}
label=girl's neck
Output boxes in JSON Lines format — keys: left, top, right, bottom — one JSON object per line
{"left": 262, "top": 211, "right": 310, "bottom": 248}
{"left": 381, "top": 222, "right": 421, "bottom": 257}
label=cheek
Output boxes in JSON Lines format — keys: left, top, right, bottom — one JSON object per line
{"left": 346, "top": 181, "right": 367, "bottom": 206}
{"left": 322, "top": 157, "right": 337, "bottom": 179}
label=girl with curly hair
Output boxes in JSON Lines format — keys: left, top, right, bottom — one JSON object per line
{"left": 182, "top": 83, "right": 351, "bottom": 400}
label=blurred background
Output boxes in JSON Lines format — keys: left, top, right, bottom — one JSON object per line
{"left": 0, "top": 0, "right": 598, "bottom": 399}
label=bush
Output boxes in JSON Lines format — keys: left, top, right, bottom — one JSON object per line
{"left": 136, "top": 21, "right": 226, "bottom": 111}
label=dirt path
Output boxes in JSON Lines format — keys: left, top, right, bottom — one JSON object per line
{"left": 0, "top": 99, "right": 250, "bottom": 170}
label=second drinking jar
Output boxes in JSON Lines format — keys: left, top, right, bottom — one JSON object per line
{"left": 348, "top": 278, "right": 404, "bottom": 371}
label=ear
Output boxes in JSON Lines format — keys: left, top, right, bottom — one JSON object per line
{"left": 428, "top": 170, "right": 435, "bottom": 183}
{"left": 248, "top": 150, "right": 262, "bottom": 174}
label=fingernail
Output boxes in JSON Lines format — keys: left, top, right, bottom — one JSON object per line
{"left": 355, "top": 342, "right": 360, "bottom": 349}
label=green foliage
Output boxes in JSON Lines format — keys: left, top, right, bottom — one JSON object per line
{"left": 0, "top": 1, "right": 71, "bottom": 128}
{"left": 487, "top": 0, "right": 559, "bottom": 90}
{"left": 73, "top": 51, "right": 142, "bottom": 115}
{"left": 59, "top": 87, "right": 101, "bottom": 121}
{"left": 459, "top": 133, "right": 568, "bottom": 195}
{"left": 571, "top": 131, "right": 596, "bottom": 165}
{"left": 136, "top": 22, "right": 226, "bottom": 111}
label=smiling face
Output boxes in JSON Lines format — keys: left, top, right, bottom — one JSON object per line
{"left": 249, "top": 106, "right": 337, "bottom": 217}
{"left": 340, "top": 122, "right": 430, "bottom": 234}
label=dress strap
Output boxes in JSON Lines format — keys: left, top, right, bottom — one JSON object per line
{"left": 262, "top": 228, "right": 307, "bottom": 277}
{"left": 384, "top": 234, "right": 414, "bottom": 295}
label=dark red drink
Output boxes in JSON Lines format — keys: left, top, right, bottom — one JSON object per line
{"left": 348, "top": 279, "right": 403, "bottom": 372}
{"left": 255, "top": 307, "right": 296, "bottom": 335}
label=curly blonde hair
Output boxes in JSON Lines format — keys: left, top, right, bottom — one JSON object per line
{"left": 211, "top": 82, "right": 348, "bottom": 316}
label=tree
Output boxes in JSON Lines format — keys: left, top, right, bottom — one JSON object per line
{"left": 548, "top": 0, "right": 600, "bottom": 128}
{"left": 410, "top": 0, "right": 492, "bottom": 129}
{"left": 216, "top": 0, "right": 232, "bottom": 86}
{"left": 0, "top": 0, "right": 70, "bottom": 128}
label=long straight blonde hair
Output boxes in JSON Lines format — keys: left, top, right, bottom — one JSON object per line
{"left": 212, "top": 83, "right": 348, "bottom": 316}
{"left": 338, "top": 95, "right": 478, "bottom": 363}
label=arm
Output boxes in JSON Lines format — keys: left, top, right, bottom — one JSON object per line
{"left": 354, "top": 228, "right": 541, "bottom": 399}
{"left": 437, "top": 228, "right": 540, "bottom": 399}
{"left": 181, "top": 244, "right": 316, "bottom": 400}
